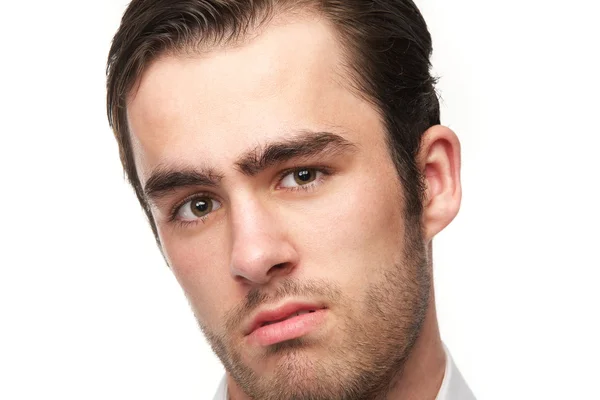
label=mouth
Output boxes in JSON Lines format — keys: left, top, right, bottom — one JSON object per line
{"left": 245, "top": 302, "right": 328, "bottom": 346}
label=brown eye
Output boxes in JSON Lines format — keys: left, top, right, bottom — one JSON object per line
{"left": 191, "top": 197, "right": 212, "bottom": 217}
{"left": 294, "top": 169, "right": 317, "bottom": 185}
{"left": 176, "top": 196, "right": 222, "bottom": 221}
{"left": 279, "top": 168, "right": 324, "bottom": 190}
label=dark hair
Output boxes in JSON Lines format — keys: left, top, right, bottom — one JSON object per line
{"left": 106, "top": 0, "right": 439, "bottom": 242}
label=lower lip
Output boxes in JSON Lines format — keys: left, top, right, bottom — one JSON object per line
{"left": 247, "top": 309, "right": 327, "bottom": 347}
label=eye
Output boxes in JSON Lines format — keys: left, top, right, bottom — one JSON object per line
{"left": 176, "top": 196, "right": 222, "bottom": 221}
{"left": 279, "top": 168, "right": 322, "bottom": 188}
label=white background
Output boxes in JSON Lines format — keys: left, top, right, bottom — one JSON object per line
{"left": 1, "top": 0, "right": 598, "bottom": 398}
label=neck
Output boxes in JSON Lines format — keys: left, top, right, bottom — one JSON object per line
{"left": 384, "top": 288, "right": 446, "bottom": 400}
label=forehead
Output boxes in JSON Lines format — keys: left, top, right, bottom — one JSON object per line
{"left": 126, "top": 14, "right": 382, "bottom": 183}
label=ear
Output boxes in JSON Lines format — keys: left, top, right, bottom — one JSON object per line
{"left": 418, "top": 125, "right": 462, "bottom": 242}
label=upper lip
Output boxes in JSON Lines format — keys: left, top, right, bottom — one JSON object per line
{"left": 245, "top": 301, "right": 326, "bottom": 335}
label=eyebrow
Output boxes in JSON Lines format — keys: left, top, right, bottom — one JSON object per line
{"left": 235, "top": 131, "right": 357, "bottom": 176}
{"left": 144, "top": 167, "right": 224, "bottom": 203}
{"left": 143, "top": 131, "right": 357, "bottom": 203}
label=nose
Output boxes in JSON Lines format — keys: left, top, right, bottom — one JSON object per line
{"left": 228, "top": 195, "right": 298, "bottom": 285}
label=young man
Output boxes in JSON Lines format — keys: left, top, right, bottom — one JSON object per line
{"left": 106, "top": 1, "right": 476, "bottom": 399}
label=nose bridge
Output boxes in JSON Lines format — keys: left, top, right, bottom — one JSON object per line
{"left": 228, "top": 192, "right": 295, "bottom": 284}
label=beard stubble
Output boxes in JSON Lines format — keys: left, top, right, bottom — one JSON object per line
{"left": 198, "top": 220, "right": 431, "bottom": 400}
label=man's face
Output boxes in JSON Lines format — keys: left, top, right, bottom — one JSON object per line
{"left": 128, "top": 15, "right": 430, "bottom": 400}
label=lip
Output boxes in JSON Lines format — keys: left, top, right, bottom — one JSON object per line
{"left": 247, "top": 308, "right": 327, "bottom": 346}
{"left": 245, "top": 301, "right": 326, "bottom": 336}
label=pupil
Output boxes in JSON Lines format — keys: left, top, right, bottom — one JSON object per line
{"left": 194, "top": 199, "right": 209, "bottom": 212}
{"left": 297, "top": 169, "right": 312, "bottom": 182}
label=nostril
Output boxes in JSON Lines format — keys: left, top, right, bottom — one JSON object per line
{"left": 267, "top": 262, "right": 293, "bottom": 277}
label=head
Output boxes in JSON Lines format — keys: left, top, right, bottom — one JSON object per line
{"left": 107, "top": 1, "right": 461, "bottom": 399}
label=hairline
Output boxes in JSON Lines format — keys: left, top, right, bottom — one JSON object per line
{"left": 124, "top": 8, "right": 380, "bottom": 116}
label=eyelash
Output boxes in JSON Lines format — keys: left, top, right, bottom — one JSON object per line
{"left": 168, "top": 166, "right": 332, "bottom": 228}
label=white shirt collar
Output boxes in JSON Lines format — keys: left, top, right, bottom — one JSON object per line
{"left": 436, "top": 344, "right": 476, "bottom": 400}
{"left": 213, "top": 345, "right": 475, "bottom": 400}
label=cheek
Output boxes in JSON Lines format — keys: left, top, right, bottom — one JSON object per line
{"left": 291, "top": 167, "right": 406, "bottom": 286}
{"left": 158, "top": 225, "right": 232, "bottom": 326}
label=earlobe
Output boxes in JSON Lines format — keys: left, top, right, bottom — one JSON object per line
{"left": 419, "top": 126, "right": 462, "bottom": 242}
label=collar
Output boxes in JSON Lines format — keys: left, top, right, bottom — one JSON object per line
{"left": 436, "top": 344, "right": 476, "bottom": 400}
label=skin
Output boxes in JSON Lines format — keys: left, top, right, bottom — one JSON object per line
{"left": 127, "top": 12, "right": 461, "bottom": 400}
